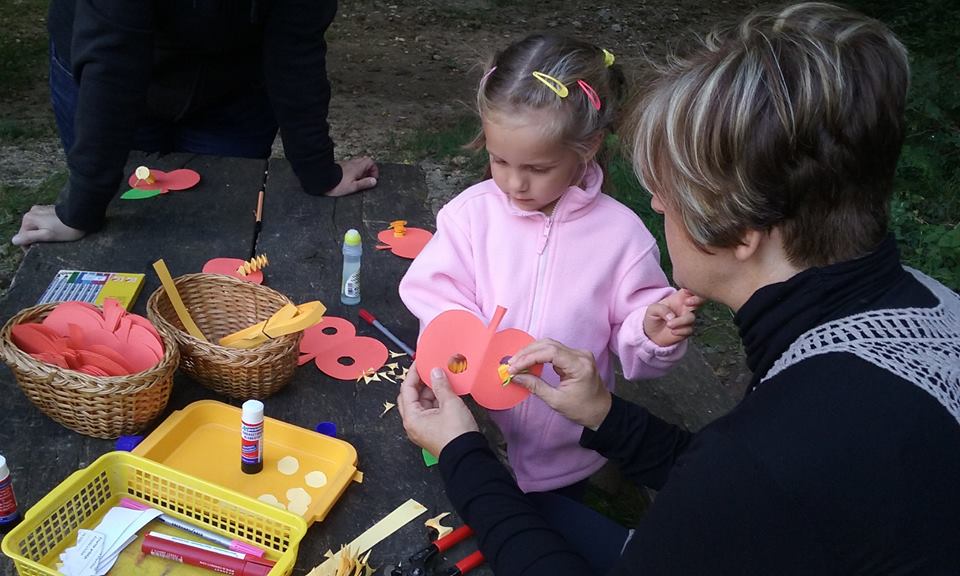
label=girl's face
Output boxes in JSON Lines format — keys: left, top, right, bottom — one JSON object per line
{"left": 483, "top": 113, "right": 585, "bottom": 216}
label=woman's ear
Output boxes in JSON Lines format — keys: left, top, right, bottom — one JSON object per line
{"left": 734, "top": 228, "right": 764, "bottom": 262}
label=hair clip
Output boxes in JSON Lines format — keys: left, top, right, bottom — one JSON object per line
{"left": 602, "top": 49, "right": 615, "bottom": 67}
{"left": 531, "top": 71, "right": 569, "bottom": 98}
{"left": 577, "top": 80, "right": 602, "bottom": 111}
{"left": 480, "top": 66, "right": 497, "bottom": 86}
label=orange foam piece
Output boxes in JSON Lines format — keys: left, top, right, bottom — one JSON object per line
{"left": 299, "top": 317, "right": 389, "bottom": 381}
{"left": 42, "top": 303, "right": 105, "bottom": 335}
{"left": 202, "top": 257, "right": 264, "bottom": 284}
{"left": 415, "top": 306, "right": 541, "bottom": 410}
{"left": 376, "top": 227, "right": 433, "bottom": 259}
{"left": 128, "top": 168, "right": 200, "bottom": 193}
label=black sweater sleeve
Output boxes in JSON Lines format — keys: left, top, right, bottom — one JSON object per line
{"left": 262, "top": 0, "right": 343, "bottom": 195}
{"left": 55, "top": 0, "right": 154, "bottom": 231}
{"left": 581, "top": 394, "right": 692, "bottom": 490}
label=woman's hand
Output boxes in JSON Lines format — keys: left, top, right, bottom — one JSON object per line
{"left": 397, "top": 363, "right": 479, "bottom": 458}
{"left": 643, "top": 288, "right": 704, "bottom": 347}
{"left": 508, "top": 339, "right": 612, "bottom": 431}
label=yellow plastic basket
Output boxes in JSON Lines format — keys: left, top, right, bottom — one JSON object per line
{"left": 1, "top": 451, "right": 308, "bottom": 576}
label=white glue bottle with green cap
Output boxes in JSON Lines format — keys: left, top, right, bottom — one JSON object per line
{"left": 341, "top": 228, "right": 362, "bottom": 305}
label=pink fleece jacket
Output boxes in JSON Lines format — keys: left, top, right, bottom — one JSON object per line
{"left": 399, "top": 163, "right": 686, "bottom": 492}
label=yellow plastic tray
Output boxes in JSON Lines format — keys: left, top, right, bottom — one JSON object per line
{"left": 133, "top": 400, "right": 358, "bottom": 526}
{"left": 0, "top": 451, "right": 307, "bottom": 576}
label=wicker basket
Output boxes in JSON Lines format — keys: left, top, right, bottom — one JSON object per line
{"left": 0, "top": 303, "right": 178, "bottom": 439}
{"left": 146, "top": 273, "right": 301, "bottom": 399}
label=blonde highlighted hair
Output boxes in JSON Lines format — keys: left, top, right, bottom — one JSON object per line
{"left": 627, "top": 2, "right": 910, "bottom": 266}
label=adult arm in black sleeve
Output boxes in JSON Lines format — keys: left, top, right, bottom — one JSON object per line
{"left": 56, "top": 0, "right": 154, "bottom": 231}
{"left": 262, "top": 0, "right": 343, "bottom": 196}
{"left": 439, "top": 432, "right": 595, "bottom": 576}
{"left": 581, "top": 394, "right": 693, "bottom": 490}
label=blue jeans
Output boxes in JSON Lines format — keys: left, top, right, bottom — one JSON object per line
{"left": 49, "top": 41, "right": 278, "bottom": 158}
{"left": 528, "top": 491, "right": 631, "bottom": 574}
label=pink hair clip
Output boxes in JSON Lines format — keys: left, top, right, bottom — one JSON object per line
{"left": 480, "top": 66, "right": 497, "bottom": 86}
{"left": 577, "top": 79, "right": 602, "bottom": 110}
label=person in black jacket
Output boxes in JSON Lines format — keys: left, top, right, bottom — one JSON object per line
{"left": 12, "top": 0, "right": 377, "bottom": 246}
{"left": 396, "top": 3, "right": 960, "bottom": 574}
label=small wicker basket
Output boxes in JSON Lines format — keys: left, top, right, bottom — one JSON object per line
{"left": 146, "top": 273, "right": 301, "bottom": 399}
{"left": 0, "top": 303, "right": 178, "bottom": 439}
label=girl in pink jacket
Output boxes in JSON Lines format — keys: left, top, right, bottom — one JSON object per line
{"left": 399, "top": 34, "right": 700, "bottom": 494}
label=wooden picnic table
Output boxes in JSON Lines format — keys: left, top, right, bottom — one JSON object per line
{"left": 0, "top": 152, "right": 489, "bottom": 575}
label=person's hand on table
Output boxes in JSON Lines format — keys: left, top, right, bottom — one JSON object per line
{"left": 643, "top": 288, "right": 704, "bottom": 347}
{"left": 508, "top": 339, "right": 613, "bottom": 431}
{"left": 326, "top": 156, "right": 379, "bottom": 197}
{"left": 398, "top": 363, "right": 479, "bottom": 458}
{"left": 11, "top": 205, "right": 86, "bottom": 247}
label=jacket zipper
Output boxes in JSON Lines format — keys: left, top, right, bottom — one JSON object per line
{"left": 528, "top": 216, "right": 553, "bottom": 333}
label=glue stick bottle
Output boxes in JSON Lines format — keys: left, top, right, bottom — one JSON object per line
{"left": 340, "top": 228, "right": 362, "bottom": 305}
{"left": 241, "top": 400, "right": 264, "bottom": 474}
{"left": 0, "top": 454, "right": 21, "bottom": 534}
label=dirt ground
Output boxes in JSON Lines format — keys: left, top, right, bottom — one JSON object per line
{"left": 324, "top": 0, "right": 758, "bottom": 199}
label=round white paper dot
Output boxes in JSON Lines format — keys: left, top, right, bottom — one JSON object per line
{"left": 305, "top": 470, "right": 328, "bottom": 488}
{"left": 277, "top": 456, "right": 300, "bottom": 476}
{"left": 257, "top": 494, "right": 285, "bottom": 509}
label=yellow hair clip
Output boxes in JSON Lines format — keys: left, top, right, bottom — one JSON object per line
{"left": 603, "top": 48, "right": 615, "bottom": 68}
{"left": 531, "top": 71, "right": 569, "bottom": 98}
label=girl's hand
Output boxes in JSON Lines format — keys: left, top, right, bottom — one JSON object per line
{"left": 397, "top": 363, "right": 479, "bottom": 458}
{"left": 508, "top": 339, "right": 612, "bottom": 431}
{"left": 642, "top": 288, "right": 704, "bottom": 347}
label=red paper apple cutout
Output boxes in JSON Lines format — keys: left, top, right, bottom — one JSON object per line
{"left": 298, "top": 316, "right": 388, "bottom": 380}
{"left": 122, "top": 167, "right": 201, "bottom": 199}
{"left": 376, "top": 220, "right": 433, "bottom": 259}
{"left": 202, "top": 258, "right": 264, "bottom": 284}
{"left": 416, "top": 306, "right": 542, "bottom": 410}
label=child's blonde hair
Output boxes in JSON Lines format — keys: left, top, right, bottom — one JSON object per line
{"left": 470, "top": 34, "right": 626, "bottom": 161}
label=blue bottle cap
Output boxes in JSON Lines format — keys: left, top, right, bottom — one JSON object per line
{"left": 314, "top": 422, "right": 337, "bottom": 438}
{"left": 115, "top": 435, "right": 145, "bottom": 451}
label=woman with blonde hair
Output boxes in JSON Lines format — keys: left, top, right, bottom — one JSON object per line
{"left": 398, "top": 3, "right": 960, "bottom": 574}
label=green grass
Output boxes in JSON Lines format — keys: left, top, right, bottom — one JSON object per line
{"left": 0, "top": 0, "right": 49, "bottom": 98}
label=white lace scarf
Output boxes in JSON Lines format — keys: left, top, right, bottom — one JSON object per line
{"left": 759, "top": 268, "right": 960, "bottom": 425}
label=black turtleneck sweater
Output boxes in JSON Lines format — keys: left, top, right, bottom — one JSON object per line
{"left": 439, "top": 236, "right": 960, "bottom": 575}
{"left": 48, "top": 0, "right": 342, "bottom": 231}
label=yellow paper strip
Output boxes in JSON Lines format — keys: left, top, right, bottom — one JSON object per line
{"left": 306, "top": 498, "right": 426, "bottom": 576}
{"left": 352, "top": 470, "right": 364, "bottom": 484}
{"left": 152, "top": 259, "right": 207, "bottom": 341}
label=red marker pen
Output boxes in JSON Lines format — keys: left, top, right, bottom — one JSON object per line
{"left": 142, "top": 532, "right": 275, "bottom": 576}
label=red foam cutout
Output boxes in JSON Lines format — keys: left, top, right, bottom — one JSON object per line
{"left": 300, "top": 316, "right": 389, "bottom": 380}
{"left": 202, "top": 258, "right": 264, "bottom": 284}
{"left": 415, "top": 306, "right": 541, "bottom": 410}
{"left": 376, "top": 227, "right": 433, "bottom": 259}
{"left": 127, "top": 168, "right": 200, "bottom": 194}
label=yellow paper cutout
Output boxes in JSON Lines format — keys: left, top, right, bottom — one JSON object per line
{"left": 306, "top": 499, "right": 426, "bottom": 576}
{"left": 152, "top": 259, "right": 207, "bottom": 341}
{"left": 220, "top": 301, "right": 326, "bottom": 349}
{"left": 380, "top": 402, "right": 395, "bottom": 417}
{"left": 424, "top": 512, "right": 453, "bottom": 539}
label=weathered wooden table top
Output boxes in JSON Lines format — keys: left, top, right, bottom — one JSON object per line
{"left": 0, "top": 152, "right": 488, "bottom": 575}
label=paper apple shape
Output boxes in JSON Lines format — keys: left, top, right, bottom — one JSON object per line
{"left": 122, "top": 167, "right": 201, "bottom": 199}
{"left": 299, "top": 316, "right": 389, "bottom": 380}
{"left": 415, "top": 306, "right": 542, "bottom": 410}
{"left": 376, "top": 220, "right": 433, "bottom": 259}
{"left": 202, "top": 258, "right": 264, "bottom": 284}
